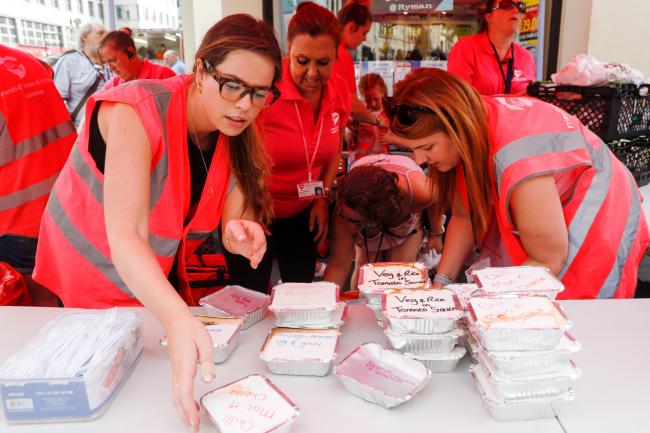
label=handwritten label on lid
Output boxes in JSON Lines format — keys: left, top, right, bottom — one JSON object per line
{"left": 202, "top": 286, "right": 270, "bottom": 316}
{"left": 359, "top": 263, "right": 429, "bottom": 292}
{"left": 473, "top": 266, "right": 564, "bottom": 294}
{"left": 470, "top": 296, "right": 567, "bottom": 330}
{"left": 385, "top": 289, "right": 458, "bottom": 319}
{"left": 271, "top": 282, "right": 338, "bottom": 310}
{"left": 202, "top": 375, "right": 298, "bottom": 433}
{"left": 263, "top": 329, "right": 338, "bottom": 362}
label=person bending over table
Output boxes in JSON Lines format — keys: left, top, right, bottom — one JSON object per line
{"left": 447, "top": 0, "right": 535, "bottom": 95}
{"left": 33, "top": 15, "right": 283, "bottom": 431}
{"left": 324, "top": 154, "right": 443, "bottom": 290}
{"left": 224, "top": 2, "right": 351, "bottom": 292}
{"left": 390, "top": 67, "right": 648, "bottom": 298}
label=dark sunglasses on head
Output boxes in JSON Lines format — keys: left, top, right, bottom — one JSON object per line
{"left": 393, "top": 104, "right": 437, "bottom": 127}
{"left": 490, "top": 0, "right": 527, "bottom": 14}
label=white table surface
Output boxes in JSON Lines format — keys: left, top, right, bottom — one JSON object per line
{"left": 0, "top": 304, "right": 567, "bottom": 433}
{"left": 554, "top": 299, "right": 650, "bottom": 433}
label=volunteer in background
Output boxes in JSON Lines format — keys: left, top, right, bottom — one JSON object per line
{"left": 224, "top": 2, "right": 351, "bottom": 292}
{"left": 447, "top": 0, "right": 536, "bottom": 95}
{"left": 100, "top": 30, "right": 175, "bottom": 90}
{"left": 33, "top": 15, "right": 282, "bottom": 431}
{"left": 391, "top": 67, "right": 648, "bottom": 299}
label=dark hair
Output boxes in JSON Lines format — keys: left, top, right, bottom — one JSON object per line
{"left": 359, "top": 73, "right": 386, "bottom": 97}
{"left": 287, "top": 1, "right": 341, "bottom": 48}
{"left": 337, "top": 1, "right": 372, "bottom": 27}
{"left": 100, "top": 30, "right": 136, "bottom": 58}
{"left": 195, "top": 14, "right": 282, "bottom": 224}
{"left": 478, "top": 0, "right": 498, "bottom": 33}
{"left": 335, "top": 165, "right": 403, "bottom": 230}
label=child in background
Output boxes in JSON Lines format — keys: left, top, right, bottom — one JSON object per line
{"left": 346, "top": 73, "right": 390, "bottom": 162}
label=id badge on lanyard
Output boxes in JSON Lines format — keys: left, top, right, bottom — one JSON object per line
{"left": 294, "top": 102, "right": 325, "bottom": 200}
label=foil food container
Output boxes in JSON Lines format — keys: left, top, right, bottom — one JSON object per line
{"left": 260, "top": 328, "right": 340, "bottom": 376}
{"left": 467, "top": 296, "right": 572, "bottom": 351}
{"left": 201, "top": 374, "right": 299, "bottom": 433}
{"left": 468, "top": 332, "right": 581, "bottom": 377}
{"left": 382, "top": 288, "right": 463, "bottom": 334}
{"left": 160, "top": 316, "right": 243, "bottom": 363}
{"left": 384, "top": 327, "right": 464, "bottom": 354}
{"left": 269, "top": 282, "right": 340, "bottom": 327}
{"left": 275, "top": 302, "right": 347, "bottom": 329}
{"left": 200, "top": 285, "right": 270, "bottom": 330}
{"left": 445, "top": 284, "right": 479, "bottom": 310}
{"left": 358, "top": 262, "right": 430, "bottom": 306}
{"left": 470, "top": 363, "right": 575, "bottom": 421}
{"left": 333, "top": 342, "right": 431, "bottom": 409}
{"left": 471, "top": 266, "right": 564, "bottom": 299}
{"left": 473, "top": 357, "right": 581, "bottom": 400}
{"left": 404, "top": 346, "right": 466, "bottom": 373}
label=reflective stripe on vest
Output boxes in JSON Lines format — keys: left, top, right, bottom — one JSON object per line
{"left": 0, "top": 173, "right": 58, "bottom": 211}
{"left": 0, "top": 112, "right": 75, "bottom": 166}
{"left": 493, "top": 131, "right": 641, "bottom": 296}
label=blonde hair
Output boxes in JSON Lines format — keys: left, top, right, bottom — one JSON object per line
{"left": 391, "top": 68, "right": 493, "bottom": 244}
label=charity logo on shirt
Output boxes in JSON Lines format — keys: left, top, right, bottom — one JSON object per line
{"left": 330, "top": 111, "right": 340, "bottom": 134}
{"left": 494, "top": 96, "right": 534, "bottom": 111}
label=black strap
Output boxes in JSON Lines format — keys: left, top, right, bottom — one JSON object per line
{"left": 71, "top": 74, "right": 102, "bottom": 123}
{"left": 363, "top": 229, "right": 385, "bottom": 264}
{"left": 70, "top": 52, "right": 105, "bottom": 123}
{"left": 489, "top": 41, "right": 515, "bottom": 94}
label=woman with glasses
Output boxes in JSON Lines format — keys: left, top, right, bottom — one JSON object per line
{"left": 447, "top": 0, "right": 535, "bottom": 95}
{"left": 390, "top": 67, "right": 648, "bottom": 299}
{"left": 323, "top": 154, "right": 443, "bottom": 290}
{"left": 224, "top": 2, "right": 352, "bottom": 292}
{"left": 33, "top": 15, "right": 282, "bottom": 431}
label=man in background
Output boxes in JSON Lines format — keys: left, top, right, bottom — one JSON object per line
{"left": 163, "top": 49, "right": 186, "bottom": 75}
{"left": 54, "top": 23, "right": 109, "bottom": 129}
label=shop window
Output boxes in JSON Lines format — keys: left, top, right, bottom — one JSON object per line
{"left": 0, "top": 16, "right": 18, "bottom": 44}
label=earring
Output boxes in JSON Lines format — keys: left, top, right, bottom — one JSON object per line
{"left": 197, "top": 81, "right": 203, "bottom": 93}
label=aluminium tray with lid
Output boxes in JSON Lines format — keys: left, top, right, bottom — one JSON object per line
{"left": 467, "top": 295, "right": 573, "bottom": 351}
{"left": 200, "top": 374, "right": 299, "bottom": 433}
{"left": 470, "top": 362, "right": 575, "bottom": 421}
{"left": 384, "top": 326, "right": 464, "bottom": 354}
{"left": 275, "top": 302, "right": 347, "bottom": 329}
{"left": 260, "top": 327, "right": 340, "bottom": 376}
{"left": 358, "top": 262, "right": 430, "bottom": 306}
{"left": 382, "top": 288, "right": 463, "bottom": 334}
{"left": 269, "top": 282, "right": 340, "bottom": 327}
{"left": 160, "top": 316, "right": 243, "bottom": 363}
{"left": 470, "top": 266, "right": 565, "bottom": 299}
{"left": 199, "top": 285, "right": 270, "bottom": 330}
{"left": 467, "top": 331, "right": 581, "bottom": 377}
{"left": 333, "top": 342, "right": 431, "bottom": 409}
{"left": 403, "top": 345, "right": 466, "bottom": 373}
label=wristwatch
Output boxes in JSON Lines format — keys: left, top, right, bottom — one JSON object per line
{"left": 432, "top": 273, "right": 455, "bottom": 287}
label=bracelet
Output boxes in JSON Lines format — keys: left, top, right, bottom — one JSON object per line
{"left": 432, "top": 273, "right": 455, "bottom": 287}
{"left": 429, "top": 229, "right": 445, "bottom": 237}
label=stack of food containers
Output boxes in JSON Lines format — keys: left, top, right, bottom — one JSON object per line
{"left": 261, "top": 282, "right": 343, "bottom": 376}
{"left": 357, "top": 262, "right": 430, "bottom": 323}
{"left": 381, "top": 288, "right": 466, "bottom": 372}
{"left": 466, "top": 266, "right": 581, "bottom": 421}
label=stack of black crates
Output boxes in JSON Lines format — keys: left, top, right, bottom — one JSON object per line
{"left": 528, "top": 83, "right": 650, "bottom": 187}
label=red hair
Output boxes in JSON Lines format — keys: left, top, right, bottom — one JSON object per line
{"left": 287, "top": 1, "right": 340, "bottom": 48}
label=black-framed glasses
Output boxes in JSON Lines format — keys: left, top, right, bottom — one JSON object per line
{"left": 393, "top": 104, "right": 437, "bottom": 127}
{"left": 490, "top": 0, "right": 527, "bottom": 14}
{"left": 202, "top": 59, "right": 280, "bottom": 108}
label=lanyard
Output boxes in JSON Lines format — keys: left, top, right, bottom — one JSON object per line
{"left": 489, "top": 41, "right": 515, "bottom": 94}
{"left": 294, "top": 102, "right": 325, "bottom": 182}
{"left": 363, "top": 229, "right": 385, "bottom": 264}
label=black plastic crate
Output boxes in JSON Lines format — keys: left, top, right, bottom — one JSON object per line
{"left": 528, "top": 83, "right": 650, "bottom": 141}
{"left": 608, "top": 135, "right": 650, "bottom": 187}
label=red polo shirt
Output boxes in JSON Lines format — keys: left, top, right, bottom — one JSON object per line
{"left": 261, "top": 59, "right": 351, "bottom": 218}
{"left": 102, "top": 59, "right": 175, "bottom": 90}
{"left": 448, "top": 32, "right": 536, "bottom": 95}
{"left": 333, "top": 44, "right": 357, "bottom": 94}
